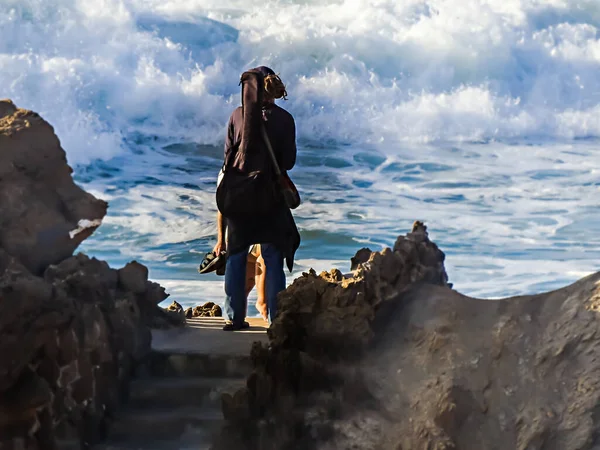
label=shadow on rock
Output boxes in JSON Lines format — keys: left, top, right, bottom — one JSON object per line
{"left": 213, "top": 220, "right": 600, "bottom": 450}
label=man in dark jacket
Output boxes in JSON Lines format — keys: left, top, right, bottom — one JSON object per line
{"left": 219, "top": 66, "right": 300, "bottom": 331}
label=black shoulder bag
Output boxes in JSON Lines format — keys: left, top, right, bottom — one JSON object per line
{"left": 260, "top": 122, "right": 301, "bottom": 210}
{"left": 216, "top": 150, "right": 280, "bottom": 220}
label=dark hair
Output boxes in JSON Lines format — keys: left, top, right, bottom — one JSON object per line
{"left": 255, "top": 66, "right": 275, "bottom": 77}
{"left": 254, "top": 66, "right": 288, "bottom": 100}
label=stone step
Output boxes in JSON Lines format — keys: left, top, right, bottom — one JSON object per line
{"left": 66, "top": 318, "right": 268, "bottom": 449}
{"left": 57, "top": 440, "right": 82, "bottom": 450}
{"left": 128, "top": 376, "right": 245, "bottom": 409}
{"left": 148, "top": 317, "right": 267, "bottom": 379}
{"left": 144, "top": 351, "right": 254, "bottom": 378}
{"left": 98, "top": 445, "right": 210, "bottom": 450}
{"left": 99, "top": 434, "right": 212, "bottom": 450}
{"left": 58, "top": 438, "right": 211, "bottom": 450}
{"left": 106, "top": 407, "right": 222, "bottom": 442}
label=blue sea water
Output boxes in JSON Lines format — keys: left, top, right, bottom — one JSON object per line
{"left": 2, "top": 0, "right": 600, "bottom": 312}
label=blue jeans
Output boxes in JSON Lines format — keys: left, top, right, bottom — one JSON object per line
{"left": 224, "top": 243, "right": 286, "bottom": 325}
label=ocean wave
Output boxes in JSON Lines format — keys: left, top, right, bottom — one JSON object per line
{"left": 2, "top": 0, "right": 600, "bottom": 163}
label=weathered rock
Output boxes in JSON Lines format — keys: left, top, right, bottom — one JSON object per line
{"left": 323, "top": 275, "right": 600, "bottom": 450}
{"left": 350, "top": 247, "right": 372, "bottom": 271}
{"left": 183, "top": 302, "right": 225, "bottom": 319}
{"left": 132, "top": 278, "right": 174, "bottom": 330}
{"left": 215, "top": 222, "right": 600, "bottom": 450}
{"left": 167, "top": 300, "right": 184, "bottom": 314}
{"left": 0, "top": 100, "right": 107, "bottom": 275}
{"left": 222, "top": 388, "right": 252, "bottom": 422}
{"left": 149, "top": 300, "right": 187, "bottom": 329}
{"left": 0, "top": 370, "right": 52, "bottom": 429}
{"left": 0, "top": 102, "right": 166, "bottom": 449}
{"left": 29, "top": 254, "right": 151, "bottom": 445}
{"left": 214, "top": 221, "right": 450, "bottom": 449}
{"left": 143, "top": 280, "right": 169, "bottom": 305}
{"left": 44, "top": 253, "right": 118, "bottom": 307}
{"left": 117, "top": 261, "right": 149, "bottom": 294}
{"left": 189, "top": 301, "right": 223, "bottom": 318}
{"left": 0, "top": 266, "right": 75, "bottom": 393}
{"left": 0, "top": 98, "right": 17, "bottom": 119}
{"left": 212, "top": 304, "right": 223, "bottom": 317}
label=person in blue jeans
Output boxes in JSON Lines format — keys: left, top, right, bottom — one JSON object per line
{"left": 224, "top": 243, "right": 285, "bottom": 326}
{"left": 211, "top": 216, "right": 269, "bottom": 322}
{"left": 217, "top": 66, "right": 300, "bottom": 331}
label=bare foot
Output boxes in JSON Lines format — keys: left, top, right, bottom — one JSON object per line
{"left": 256, "top": 300, "right": 268, "bottom": 322}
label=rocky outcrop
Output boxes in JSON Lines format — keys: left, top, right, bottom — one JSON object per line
{"left": 149, "top": 300, "right": 187, "bottom": 329}
{"left": 215, "top": 222, "right": 600, "bottom": 450}
{"left": 349, "top": 276, "right": 600, "bottom": 450}
{"left": 0, "top": 100, "right": 107, "bottom": 275}
{"left": 215, "top": 221, "right": 450, "bottom": 448}
{"left": 185, "top": 302, "right": 223, "bottom": 319}
{"left": 0, "top": 254, "right": 160, "bottom": 448}
{"left": 0, "top": 101, "right": 169, "bottom": 449}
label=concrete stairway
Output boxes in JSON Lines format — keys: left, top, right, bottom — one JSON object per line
{"left": 95, "top": 317, "right": 268, "bottom": 450}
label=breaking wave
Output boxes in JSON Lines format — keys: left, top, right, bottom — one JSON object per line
{"left": 2, "top": 0, "right": 600, "bottom": 164}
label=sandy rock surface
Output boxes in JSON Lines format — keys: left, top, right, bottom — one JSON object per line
{"left": 215, "top": 222, "right": 600, "bottom": 450}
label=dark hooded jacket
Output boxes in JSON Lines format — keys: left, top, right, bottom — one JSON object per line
{"left": 223, "top": 99, "right": 300, "bottom": 271}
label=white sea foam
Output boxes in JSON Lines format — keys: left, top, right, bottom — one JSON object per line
{"left": 101, "top": 185, "right": 218, "bottom": 246}
{"left": 156, "top": 278, "right": 224, "bottom": 307}
{"left": 69, "top": 218, "right": 103, "bottom": 239}
{"left": 79, "top": 137, "right": 600, "bottom": 303}
{"left": 3, "top": 0, "right": 600, "bottom": 165}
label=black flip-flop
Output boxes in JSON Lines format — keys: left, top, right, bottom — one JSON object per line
{"left": 198, "top": 251, "right": 227, "bottom": 274}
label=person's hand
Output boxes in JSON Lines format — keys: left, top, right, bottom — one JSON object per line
{"left": 213, "top": 240, "right": 226, "bottom": 255}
